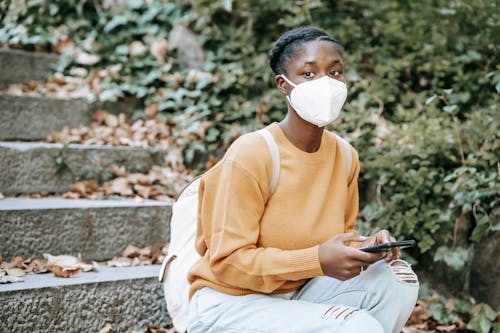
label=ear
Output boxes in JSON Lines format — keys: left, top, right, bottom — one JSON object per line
{"left": 275, "top": 75, "right": 289, "bottom": 95}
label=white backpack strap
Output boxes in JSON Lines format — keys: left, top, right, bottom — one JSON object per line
{"left": 334, "top": 134, "right": 352, "bottom": 180}
{"left": 257, "top": 129, "right": 280, "bottom": 195}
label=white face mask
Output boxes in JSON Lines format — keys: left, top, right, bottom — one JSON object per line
{"left": 282, "top": 75, "right": 348, "bottom": 127}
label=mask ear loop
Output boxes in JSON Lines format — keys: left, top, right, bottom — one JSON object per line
{"left": 280, "top": 75, "right": 297, "bottom": 88}
{"left": 280, "top": 75, "right": 299, "bottom": 111}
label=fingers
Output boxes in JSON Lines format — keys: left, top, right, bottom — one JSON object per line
{"left": 376, "top": 229, "right": 392, "bottom": 243}
{"left": 337, "top": 232, "right": 368, "bottom": 244}
{"left": 349, "top": 248, "right": 383, "bottom": 263}
{"left": 384, "top": 247, "right": 401, "bottom": 262}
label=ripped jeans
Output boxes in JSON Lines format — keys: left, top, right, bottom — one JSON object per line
{"left": 187, "top": 260, "right": 419, "bottom": 333}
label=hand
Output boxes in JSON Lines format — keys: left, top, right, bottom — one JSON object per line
{"left": 318, "top": 232, "right": 384, "bottom": 280}
{"left": 360, "top": 229, "right": 401, "bottom": 262}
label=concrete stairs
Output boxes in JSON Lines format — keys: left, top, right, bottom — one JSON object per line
{"left": 0, "top": 49, "right": 172, "bottom": 332}
{"left": 0, "top": 93, "right": 139, "bottom": 140}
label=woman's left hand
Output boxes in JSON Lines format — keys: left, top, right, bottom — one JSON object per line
{"left": 360, "top": 229, "right": 400, "bottom": 262}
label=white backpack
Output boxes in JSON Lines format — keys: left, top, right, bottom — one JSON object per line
{"left": 158, "top": 128, "right": 352, "bottom": 333}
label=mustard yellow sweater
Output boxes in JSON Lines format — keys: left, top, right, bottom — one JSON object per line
{"left": 188, "top": 123, "right": 360, "bottom": 298}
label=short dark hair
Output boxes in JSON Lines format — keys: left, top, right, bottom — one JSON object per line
{"left": 268, "top": 27, "right": 344, "bottom": 75}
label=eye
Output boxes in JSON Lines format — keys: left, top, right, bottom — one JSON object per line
{"left": 330, "top": 69, "right": 342, "bottom": 76}
{"left": 304, "top": 71, "right": 315, "bottom": 78}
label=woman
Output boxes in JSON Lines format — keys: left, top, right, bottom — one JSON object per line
{"left": 187, "top": 27, "right": 419, "bottom": 333}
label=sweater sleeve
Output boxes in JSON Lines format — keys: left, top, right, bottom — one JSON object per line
{"left": 197, "top": 159, "right": 323, "bottom": 293}
{"left": 344, "top": 148, "right": 362, "bottom": 248}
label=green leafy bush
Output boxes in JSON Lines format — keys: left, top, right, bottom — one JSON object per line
{"left": 1, "top": 0, "right": 499, "bottom": 304}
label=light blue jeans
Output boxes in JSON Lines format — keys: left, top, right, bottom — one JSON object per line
{"left": 187, "top": 260, "right": 419, "bottom": 333}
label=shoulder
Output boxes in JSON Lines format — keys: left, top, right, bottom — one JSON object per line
{"left": 204, "top": 130, "right": 271, "bottom": 181}
{"left": 224, "top": 130, "right": 269, "bottom": 164}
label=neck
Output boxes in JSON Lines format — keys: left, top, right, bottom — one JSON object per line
{"left": 279, "top": 110, "right": 324, "bottom": 153}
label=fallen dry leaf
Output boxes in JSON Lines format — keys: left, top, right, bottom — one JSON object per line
{"left": 106, "top": 257, "right": 134, "bottom": 267}
{"left": 105, "top": 178, "right": 134, "bottom": 196}
{"left": 122, "top": 245, "right": 141, "bottom": 258}
{"left": 5, "top": 268, "right": 26, "bottom": 277}
{"left": 70, "top": 180, "right": 99, "bottom": 196}
{"left": 23, "top": 257, "right": 49, "bottom": 274}
{"left": 1, "top": 256, "right": 24, "bottom": 269}
{"left": 50, "top": 265, "right": 83, "bottom": 278}
{"left": 43, "top": 253, "right": 96, "bottom": 278}
{"left": 0, "top": 274, "right": 24, "bottom": 284}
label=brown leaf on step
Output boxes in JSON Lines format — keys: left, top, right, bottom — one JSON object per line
{"left": 134, "top": 184, "right": 151, "bottom": 198}
{"left": 122, "top": 245, "right": 141, "bottom": 258}
{"left": 97, "top": 323, "right": 114, "bottom": 333}
{"left": 104, "top": 114, "right": 119, "bottom": 127}
{"left": 0, "top": 274, "right": 24, "bottom": 284}
{"left": 70, "top": 180, "right": 99, "bottom": 196}
{"left": 107, "top": 257, "right": 133, "bottom": 267}
{"left": 50, "top": 265, "right": 83, "bottom": 278}
{"left": 91, "top": 110, "right": 109, "bottom": 124}
{"left": 24, "top": 257, "right": 49, "bottom": 274}
{"left": 144, "top": 243, "right": 166, "bottom": 264}
{"left": 109, "top": 165, "right": 127, "bottom": 177}
{"left": 43, "top": 253, "right": 95, "bottom": 278}
{"left": 62, "top": 191, "right": 81, "bottom": 199}
{"left": 105, "top": 178, "right": 134, "bottom": 196}
{"left": 5, "top": 268, "right": 26, "bottom": 277}
{"left": 6, "top": 85, "right": 24, "bottom": 96}
{"left": 1, "top": 256, "right": 24, "bottom": 269}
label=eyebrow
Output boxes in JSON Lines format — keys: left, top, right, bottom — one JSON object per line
{"left": 304, "top": 59, "right": 343, "bottom": 66}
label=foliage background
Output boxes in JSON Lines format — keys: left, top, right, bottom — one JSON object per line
{"left": 1, "top": 0, "right": 499, "bottom": 329}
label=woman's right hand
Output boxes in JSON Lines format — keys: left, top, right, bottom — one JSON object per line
{"left": 318, "top": 232, "right": 383, "bottom": 280}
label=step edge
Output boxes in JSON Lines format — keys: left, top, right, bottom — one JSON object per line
{"left": 0, "top": 198, "right": 172, "bottom": 210}
{"left": 0, "top": 265, "right": 163, "bottom": 293}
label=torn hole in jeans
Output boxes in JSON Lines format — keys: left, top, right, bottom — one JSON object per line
{"left": 390, "top": 260, "right": 418, "bottom": 284}
{"left": 322, "top": 304, "right": 360, "bottom": 320}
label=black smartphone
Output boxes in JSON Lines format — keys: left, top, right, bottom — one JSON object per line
{"left": 360, "top": 240, "right": 416, "bottom": 253}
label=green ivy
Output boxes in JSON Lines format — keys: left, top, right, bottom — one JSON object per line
{"left": 1, "top": 0, "right": 499, "bottom": 305}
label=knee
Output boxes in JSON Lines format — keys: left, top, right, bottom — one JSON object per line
{"left": 389, "top": 259, "right": 418, "bottom": 285}
{"left": 369, "top": 259, "right": 419, "bottom": 303}
{"left": 387, "top": 259, "right": 419, "bottom": 306}
{"left": 340, "top": 310, "right": 384, "bottom": 333}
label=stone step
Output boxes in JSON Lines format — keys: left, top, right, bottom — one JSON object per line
{"left": 0, "top": 48, "right": 59, "bottom": 85}
{"left": 0, "top": 141, "right": 167, "bottom": 194}
{"left": 0, "top": 198, "right": 171, "bottom": 261}
{"left": 0, "top": 265, "right": 170, "bottom": 332}
{"left": 0, "top": 94, "right": 140, "bottom": 141}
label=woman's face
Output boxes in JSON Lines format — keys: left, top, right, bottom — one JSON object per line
{"left": 277, "top": 40, "right": 345, "bottom": 95}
